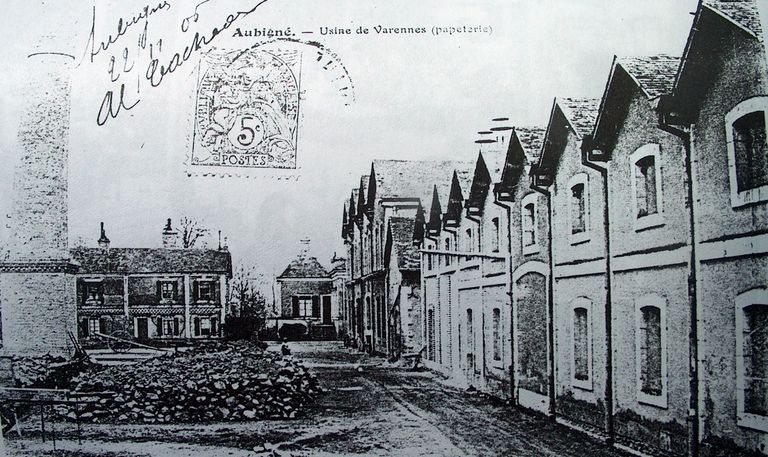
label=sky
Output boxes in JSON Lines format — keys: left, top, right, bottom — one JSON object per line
{"left": 0, "top": 0, "right": 699, "bottom": 280}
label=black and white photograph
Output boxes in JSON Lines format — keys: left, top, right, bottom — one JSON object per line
{"left": 0, "top": 0, "right": 767, "bottom": 455}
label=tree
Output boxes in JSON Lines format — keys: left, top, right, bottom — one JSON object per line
{"left": 224, "top": 263, "right": 269, "bottom": 340}
{"left": 179, "top": 216, "right": 210, "bottom": 249}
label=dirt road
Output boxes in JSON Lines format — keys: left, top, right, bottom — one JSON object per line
{"left": 5, "top": 341, "right": 628, "bottom": 456}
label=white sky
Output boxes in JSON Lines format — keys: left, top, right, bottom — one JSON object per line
{"left": 0, "top": 0, "right": 698, "bottom": 278}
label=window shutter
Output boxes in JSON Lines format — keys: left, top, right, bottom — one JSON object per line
{"left": 99, "top": 318, "right": 107, "bottom": 334}
{"left": 172, "top": 281, "right": 179, "bottom": 301}
{"left": 312, "top": 296, "right": 320, "bottom": 318}
{"left": 80, "top": 318, "right": 89, "bottom": 337}
{"left": 211, "top": 318, "right": 218, "bottom": 336}
{"left": 194, "top": 317, "right": 200, "bottom": 336}
{"left": 193, "top": 281, "right": 200, "bottom": 301}
{"left": 174, "top": 317, "right": 180, "bottom": 336}
{"left": 157, "top": 317, "right": 163, "bottom": 336}
{"left": 292, "top": 296, "right": 300, "bottom": 317}
{"left": 213, "top": 281, "right": 219, "bottom": 302}
{"left": 156, "top": 281, "right": 162, "bottom": 302}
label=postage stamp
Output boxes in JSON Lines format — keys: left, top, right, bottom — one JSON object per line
{"left": 190, "top": 48, "right": 301, "bottom": 170}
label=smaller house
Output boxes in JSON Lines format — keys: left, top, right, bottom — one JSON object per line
{"left": 71, "top": 220, "right": 232, "bottom": 345}
{"left": 275, "top": 243, "right": 335, "bottom": 340}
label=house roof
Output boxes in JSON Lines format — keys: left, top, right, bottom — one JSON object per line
{"left": 537, "top": 98, "right": 600, "bottom": 181}
{"left": 371, "top": 159, "right": 463, "bottom": 204}
{"left": 71, "top": 247, "right": 232, "bottom": 276}
{"left": 514, "top": 126, "right": 546, "bottom": 163}
{"left": 556, "top": 98, "right": 600, "bottom": 138}
{"left": 386, "top": 217, "right": 420, "bottom": 271}
{"left": 617, "top": 55, "right": 681, "bottom": 99}
{"left": 277, "top": 255, "right": 331, "bottom": 279}
{"left": 672, "top": 0, "right": 763, "bottom": 118}
{"left": 590, "top": 55, "right": 679, "bottom": 153}
{"left": 496, "top": 126, "right": 546, "bottom": 196}
{"left": 704, "top": 0, "right": 762, "bottom": 39}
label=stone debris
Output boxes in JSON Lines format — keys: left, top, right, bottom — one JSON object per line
{"left": 66, "top": 342, "right": 321, "bottom": 423}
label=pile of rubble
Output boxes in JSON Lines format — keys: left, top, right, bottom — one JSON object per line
{"left": 10, "top": 354, "right": 87, "bottom": 389}
{"left": 68, "top": 342, "right": 320, "bottom": 423}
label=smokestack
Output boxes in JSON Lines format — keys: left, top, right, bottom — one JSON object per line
{"left": 98, "top": 222, "right": 110, "bottom": 249}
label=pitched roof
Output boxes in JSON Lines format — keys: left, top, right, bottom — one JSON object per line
{"left": 617, "top": 55, "right": 681, "bottom": 99}
{"left": 482, "top": 148, "right": 508, "bottom": 183}
{"left": 372, "top": 160, "right": 463, "bottom": 204}
{"left": 704, "top": 0, "right": 762, "bottom": 39}
{"left": 514, "top": 126, "right": 546, "bottom": 163}
{"left": 536, "top": 97, "right": 601, "bottom": 182}
{"left": 387, "top": 217, "right": 420, "bottom": 271}
{"left": 277, "top": 255, "right": 331, "bottom": 279}
{"left": 71, "top": 248, "right": 232, "bottom": 276}
{"left": 496, "top": 126, "right": 546, "bottom": 196}
{"left": 430, "top": 162, "right": 474, "bottom": 214}
{"left": 556, "top": 98, "right": 600, "bottom": 138}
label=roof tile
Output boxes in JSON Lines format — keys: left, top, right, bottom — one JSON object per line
{"left": 557, "top": 98, "right": 600, "bottom": 137}
{"left": 71, "top": 248, "right": 232, "bottom": 275}
{"left": 618, "top": 55, "right": 681, "bottom": 99}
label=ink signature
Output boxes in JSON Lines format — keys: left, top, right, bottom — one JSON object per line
{"left": 92, "top": 0, "right": 272, "bottom": 126}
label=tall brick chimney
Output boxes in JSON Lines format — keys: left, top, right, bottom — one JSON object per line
{"left": 98, "top": 222, "right": 110, "bottom": 249}
{"left": 162, "top": 218, "right": 180, "bottom": 248}
{"left": 0, "top": 47, "right": 79, "bottom": 357}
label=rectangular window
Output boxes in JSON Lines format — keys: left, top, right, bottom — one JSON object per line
{"left": 161, "top": 282, "right": 175, "bottom": 301}
{"left": 88, "top": 318, "right": 101, "bottom": 335}
{"left": 639, "top": 306, "right": 663, "bottom": 397}
{"left": 197, "top": 281, "right": 214, "bottom": 301}
{"left": 635, "top": 155, "right": 658, "bottom": 217}
{"left": 571, "top": 183, "right": 586, "bottom": 234}
{"left": 574, "top": 308, "right": 589, "bottom": 381}
{"left": 492, "top": 308, "right": 501, "bottom": 361}
{"left": 162, "top": 318, "right": 177, "bottom": 337}
{"left": 84, "top": 282, "right": 104, "bottom": 304}
{"left": 733, "top": 111, "right": 768, "bottom": 193}
{"left": 200, "top": 317, "right": 211, "bottom": 336}
{"left": 743, "top": 305, "right": 768, "bottom": 416}
{"left": 297, "top": 296, "right": 313, "bottom": 317}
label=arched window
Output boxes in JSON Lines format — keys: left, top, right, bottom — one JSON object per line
{"left": 444, "top": 236, "right": 452, "bottom": 265}
{"left": 736, "top": 289, "right": 768, "bottom": 431}
{"left": 427, "top": 308, "right": 436, "bottom": 361}
{"left": 492, "top": 308, "right": 502, "bottom": 361}
{"left": 726, "top": 97, "right": 768, "bottom": 207}
{"left": 567, "top": 173, "right": 590, "bottom": 244}
{"left": 491, "top": 217, "right": 500, "bottom": 253}
{"left": 571, "top": 297, "right": 593, "bottom": 390}
{"left": 521, "top": 193, "right": 539, "bottom": 254}
{"left": 630, "top": 144, "right": 664, "bottom": 230}
{"left": 636, "top": 295, "right": 667, "bottom": 408}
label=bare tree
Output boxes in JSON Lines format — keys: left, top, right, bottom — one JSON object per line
{"left": 225, "top": 263, "right": 268, "bottom": 340}
{"left": 179, "top": 216, "right": 210, "bottom": 249}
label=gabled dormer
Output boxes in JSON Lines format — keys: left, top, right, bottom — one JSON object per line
{"left": 535, "top": 97, "right": 600, "bottom": 188}
{"left": 347, "top": 189, "right": 358, "bottom": 237}
{"left": 588, "top": 55, "right": 680, "bottom": 162}
{"left": 426, "top": 185, "right": 442, "bottom": 237}
{"left": 494, "top": 127, "right": 545, "bottom": 202}
{"left": 413, "top": 203, "right": 426, "bottom": 245}
{"left": 341, "top": 204, "right": 349, "bottom": 240}
{"left": 465, "top": 152, "right": 492, "bottom": 217}
{"left": 444, "top": 171, "right": 467, "bottom": 228}
{"left": 355, "top": 175, "right": 369, "bottom": 228}
{"left": 365, "top": 164, "right": 376, "bottom": 219}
